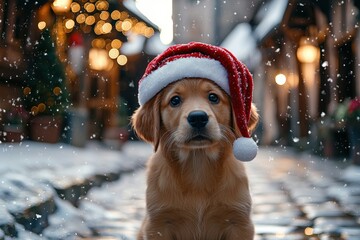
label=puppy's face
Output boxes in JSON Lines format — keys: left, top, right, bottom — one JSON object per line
{"left": 160, "top": 78, "right": 231, "bottom": 149}
{"left": 132, "top": 78, "right": 258, "bottom": 153}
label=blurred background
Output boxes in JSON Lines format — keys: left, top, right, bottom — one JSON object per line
{"left": 0, "top": 0, "right": 359, "bottom": 161}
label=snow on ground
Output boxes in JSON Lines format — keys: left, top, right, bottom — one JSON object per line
{"left": 0, "top": 140, "right": 152, "bottom": 239}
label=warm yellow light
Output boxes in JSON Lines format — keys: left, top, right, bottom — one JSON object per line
{"left": 297, "top": 42, "right": 320, "bottom": 63}
{"left": 38, "top": 103, "right": 46, "bottom": 113}
{"left": 70, "top": 2, "right": 80, "bottom": 13}
{"left": 52, "top": 0, "right": 72, "bottom": 14}
{"left": 134, "top": 22, "right": 146, "bottom": 34}
{"left": 96, "top": 0, "right": 109, "bottom": 11}
{"left": 287, "top": 73, "right": 299, "bottom": 88}
{"left": 65, "top": 19, "right": 75, "bottom": 30}
{"left": 122, "top": 19, "right": 132, "bottom": 31}
{"left": 115, "top": 21, "right": 122, "bottom": 31}
{"left": 38, "top": 21, "right": 47, "bottom": 30}
{"left": 85, "top": 15, "right": 96, "bottom": 25}
{"left": 117, "top": 55, "right": 128, "bottom": 66}
{"left": 89, "top": 48, "right": 111, "bottom": 71}
{"left": 111, "top": 10, "right": 121, "bottom": 20}
{"left": 92, "top": 38, "right": 106, "bottom": 48}
{"left": 100, "top": 11, "right": 110, "bottom": 21}
{"left": 275, "top": 73, "right": 286, "bottom": 86}
{"left": 53, "top": 87, "right": 62, "bottom": 96}
{"left": 109, "top": 48, "right": 120, "bottom": 59}
{"left": 84, "top": 3, "right": 95, "bottom": 13}
{"left": 111, "top": 39, "right": 122, "bottom": 49}
{"left": 31, "top": 106, "right": 39, "bottom": 116}
{"left": 144, "top": 27, "right": 155, "bottom": 38}
{"left": 102, "top": 22, "right": 112, "bottom": 34}
{"left": 120, "top": 11, "right": 129, "bottom": 20}
{"left": 23, "top": 87, "right": 31, "bottom": 95}
{"left": 304, "top": 227, "right": 314, "bottom": 236}
{"left": 94, "top": 21, "right": 105, "bottom": 35}
{"left": 76, "top": 14, "right": 86, "bottom": 24}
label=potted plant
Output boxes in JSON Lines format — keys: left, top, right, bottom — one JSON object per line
{"left": 2, "top": 105, "right": 29, "bottom": 142}
{"left": 346, "top": 98, "right": 360, "bottom": 165}
{"left": 23, "top": 29, "right": 70, "bottom": 143}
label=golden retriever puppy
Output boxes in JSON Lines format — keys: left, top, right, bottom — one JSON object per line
{"left": 132, "top": 78, "right": 258, "bottom": 240}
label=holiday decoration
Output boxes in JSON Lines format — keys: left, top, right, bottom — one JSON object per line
{"left": 23, "top": 29, "right": 70, "bottom": 143}
{"left": 23, "top": 29, "right": 70, "bottom": 117}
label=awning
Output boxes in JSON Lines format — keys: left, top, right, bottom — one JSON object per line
{"left": 121, "top": 34, "right": 146, "bottom": 55}
{"left": 144, "top": 33, "right": 170, "bottom": 56}
{"left": 121, "top": 0, "right": 159, "bottom": 31}
{"left": 221, "top": 23, "right": 260, "bottom": 70}
{"left": 121, "top": 33, "right": 170, "bottom": 56}
{"left": 253, "top": 0, "right": 288, "bottom": 43}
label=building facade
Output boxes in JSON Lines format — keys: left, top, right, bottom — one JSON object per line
{"left": 251, "top": 0, "right": 360, "bottom": 160}
{"left": 172, "top": 0, "right": 263, "bottom": 45}
{"left": 0, "top": 0, "right": 157, "bottom": 145}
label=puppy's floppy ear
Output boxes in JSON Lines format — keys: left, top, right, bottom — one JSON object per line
{"left": 131, "top": 95, "right": 161, "bottom": 151}
{"left": 231, "top": 103, "right": 259, "bottom": 137}
{"left": 248, "top": 103, "right": 259, "bottom": 132}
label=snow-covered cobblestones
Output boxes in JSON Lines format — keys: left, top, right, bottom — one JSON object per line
{"left": 0, "top": 141, "right": 150, "bottom": 239}
{"left": 1, "top": 142, "right": 360, "bottom": 239}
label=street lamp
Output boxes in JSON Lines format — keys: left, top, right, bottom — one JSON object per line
{"left": 51, "top": 0, "right": 72, "bottom": 14}
{"left": 297, "top": 38, "right": 320, "bottom": 63}
{"left": 275, "top": 73, "right": 287, "bottom": 86}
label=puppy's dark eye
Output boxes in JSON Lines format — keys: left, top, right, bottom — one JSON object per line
{"left": 170, "top": 96, "right": 182, "bottom": 107}
{"left": 208, "top": 93, "right": 219, "bottom": 104}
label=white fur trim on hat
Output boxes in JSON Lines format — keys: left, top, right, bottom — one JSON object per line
{"left": 233, "top": 137, "right": 258, "bottom": 162}
{"left": 138, "top": 57, "right": 230, "bottom": 106}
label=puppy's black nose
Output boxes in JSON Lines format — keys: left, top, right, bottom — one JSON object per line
{"left": 187, "top": 111, "right": 209, "bottom": 129}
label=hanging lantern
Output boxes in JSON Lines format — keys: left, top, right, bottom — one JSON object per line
{"left": 297, "top": 37, "right": 320, "bottom": 63}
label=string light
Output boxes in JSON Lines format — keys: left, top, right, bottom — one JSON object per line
{"left": 38, "top": 103, "right": 46, "bottom": 112}
{"left": 100, "top": 11, "right": 110, "bottom": 21}
{"left": 38, "top": 21, "right": 47, "bottom": 30}
{"left": 65, "top": 19, "right": 75, "bottom": 30}
{"left": 102, "top": 22, "right": 112, "bottom": 33}
{"left": 109, "top": 48, "right": 119, "bottom": 59}
{"left": 117, "top": 55, "right": 127, "bottom": 66}
{"left": 70, "top": 2, "right": 81, "bottom": 13}
{"left": 111, "top": 10, "right": 121, "bottom": 20}
{"left": 76, "top": 14, "right": 86, "bottom": 24}
{"left": 85, "top": 15, "right": 96, "bottom": 25}
{"left": 111, "top": 39, "right": 122, "bottom": 48}
{"left": 121, "top": 19, "right": 132, "bottom": 31}
{"left": 45, "top": 0, "right": 156, "bottom": 72}
{"left": 85, "top": 3, "right": 95, "bottom": 13}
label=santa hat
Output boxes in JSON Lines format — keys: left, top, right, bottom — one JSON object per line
{"left": 138, "top": 42, "right": 257, "bottom": 162}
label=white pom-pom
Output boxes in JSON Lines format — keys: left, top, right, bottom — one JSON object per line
{"left": 233, "top": 137, "right": 258, "bottom": 162}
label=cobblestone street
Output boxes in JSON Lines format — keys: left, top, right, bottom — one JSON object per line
{"left": 78, "top": 145, "right": 360, "bottom": 240}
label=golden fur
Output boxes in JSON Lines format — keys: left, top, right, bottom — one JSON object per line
{"left": 132, "top": 78, "right": 258, "bottom": 240}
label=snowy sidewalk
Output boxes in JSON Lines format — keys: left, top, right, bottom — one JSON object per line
{"left": 0, "top": 141, "right": 152, "bottom": 239}
{"left": 249, "top": 147, "right": 360, "bottom": 239}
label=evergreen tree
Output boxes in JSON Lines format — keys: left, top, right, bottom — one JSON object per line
{"left": 23, "top": 29, "right": 70, "bottom": 116}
